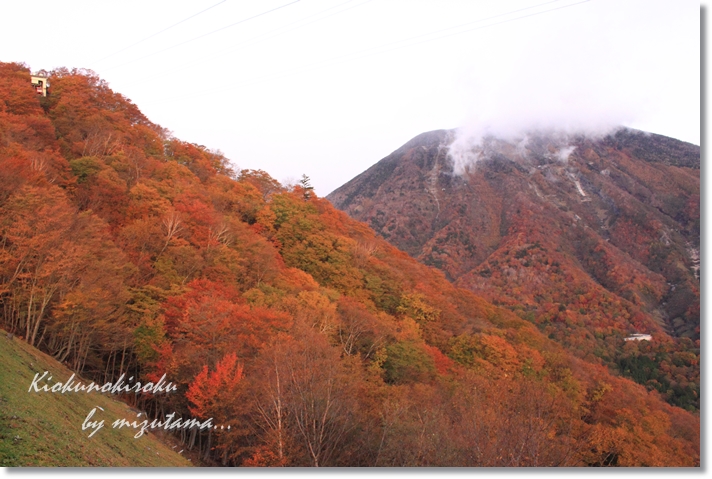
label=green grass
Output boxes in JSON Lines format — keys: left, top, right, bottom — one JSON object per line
{"left": 0, "top": 330, "right": 191, "bottom": 467}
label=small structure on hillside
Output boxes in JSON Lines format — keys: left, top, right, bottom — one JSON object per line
{"left": 624, "top": 333, "right": 652, "bottom": 342}
{"left": 31, "top": 74, "right": 49, "bottom": 96}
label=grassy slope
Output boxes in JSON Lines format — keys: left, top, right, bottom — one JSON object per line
{"left": 0, "top": 330, "right": 191, "bottom": 467}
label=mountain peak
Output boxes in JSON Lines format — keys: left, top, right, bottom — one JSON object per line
{"left": 328, "top": 127, "right": 700, "bottom": 410}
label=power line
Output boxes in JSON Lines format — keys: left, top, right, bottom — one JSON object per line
{"left": 343, "top": 0, "right": 591, "bottom": 64}
{"left": 143, "top": 0, "right": 590, "bottom": 105}
{"left": 91, "top": 0, "right": 229, "bottom": 65}
{"left": 124, "top": 0, "right": 371, "bottom": 88}
{"left": 289, "top": 0, "right": 565, "bottom": 71}
{"left": 103, "top": 0, "right": 301, "bottom": 72}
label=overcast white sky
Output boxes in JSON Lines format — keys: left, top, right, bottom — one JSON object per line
{"left": 0, "top": 0, "right": 701, "bottom": 195}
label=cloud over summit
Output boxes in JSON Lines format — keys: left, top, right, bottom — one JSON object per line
{"left": 442, "top": 0, "right": 697, "bottom": 174}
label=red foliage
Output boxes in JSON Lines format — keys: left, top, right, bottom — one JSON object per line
{"left": 187, "top": 352, "right": 244, "bottom": 418}
{"left": 423, "top": 344, "right": 454, "bottom": 375}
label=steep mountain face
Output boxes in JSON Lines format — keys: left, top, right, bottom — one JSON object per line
{"left": 328, "top": 128, "right": 700, "bottom": 409}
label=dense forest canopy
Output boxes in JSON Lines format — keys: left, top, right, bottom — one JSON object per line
{"left": 0, "top": 62, "right": 700, "bottom": 466}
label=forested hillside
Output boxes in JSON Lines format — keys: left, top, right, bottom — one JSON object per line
{"left": 0, "top": 62, "right": 699, "bottom": 466}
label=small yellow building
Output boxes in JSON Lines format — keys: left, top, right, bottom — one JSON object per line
{"left": 30, "top": 74, "right": 49, "bottom": 97}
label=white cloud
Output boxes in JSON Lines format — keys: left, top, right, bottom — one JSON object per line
{"left": 444, "top": 0, "right": 698, "bottom": 174}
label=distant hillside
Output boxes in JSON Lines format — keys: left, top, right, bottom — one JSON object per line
{"left": 328, "top": 128, "right": 700, "bottom": 411}
{"left": 0, "top": 330, "right": 191, "bottom": 467}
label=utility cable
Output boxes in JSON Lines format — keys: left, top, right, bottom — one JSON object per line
{"left": 92, "top": 0, "right": 229, "bottom": 65}
{"left": 124, "top": 0, "right": 370, "bottom": 88}
{"left": 103, "top": 0, "right": 301, "bottom": 72}
{"left": 143, "top": 0, "right": 590, "bottom": 105}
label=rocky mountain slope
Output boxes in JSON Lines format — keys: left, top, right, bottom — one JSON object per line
{"left": 328, "top": 128, "right": 700, "bottom": 410}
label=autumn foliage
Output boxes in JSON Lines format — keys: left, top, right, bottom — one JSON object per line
{"left": 0, "top": 62, "right": 699, "bottom": 466}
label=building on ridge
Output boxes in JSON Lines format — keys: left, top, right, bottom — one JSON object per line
{"left": 31, "top": 74, "right": 49, "bottom": 96}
